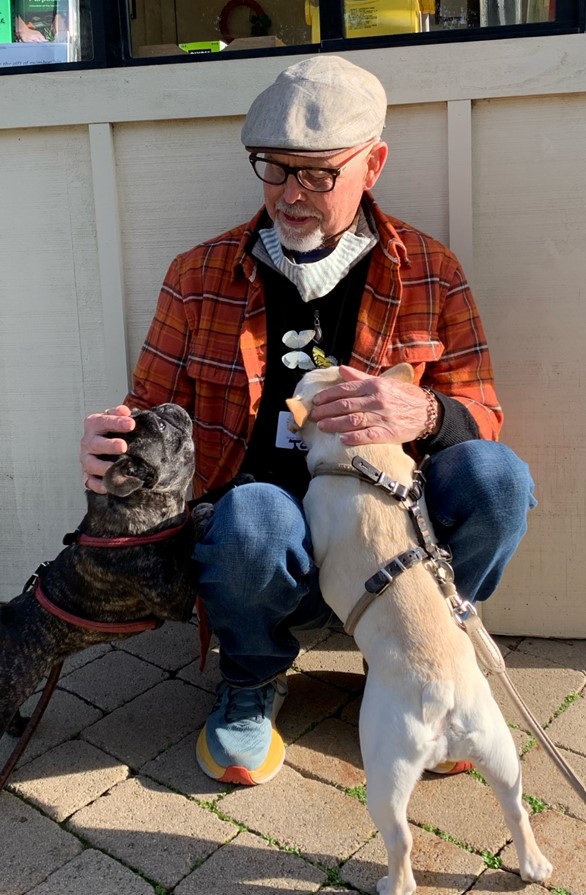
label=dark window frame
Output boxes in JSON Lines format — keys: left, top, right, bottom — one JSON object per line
{"left": 0, "top": 0, "right": 583, "bottom": 75}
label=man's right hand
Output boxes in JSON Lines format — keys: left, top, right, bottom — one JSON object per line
{"left": 80, "top": 405, "right": 136, "bottom": 494}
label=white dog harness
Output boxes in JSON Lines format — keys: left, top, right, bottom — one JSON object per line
{"left": 311, "top": 454, "right": 471, "bottom": 636}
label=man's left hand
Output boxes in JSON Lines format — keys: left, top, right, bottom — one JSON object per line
{"left": 309, "top": 365, "right": 435, "bottom": 445}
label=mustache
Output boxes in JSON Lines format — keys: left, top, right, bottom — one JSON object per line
{"left": 275, "top": 200, "right": 321, "bottom": 221}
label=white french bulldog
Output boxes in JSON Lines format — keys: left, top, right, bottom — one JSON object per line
{"left": 287, "top": 364, "right": 552, "bottom": 895}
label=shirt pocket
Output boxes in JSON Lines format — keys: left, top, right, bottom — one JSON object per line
{"left": 187, "top": 358, "right": 248, "bottom": 458}
{"left": 387, "top": 331, "right": 445, "bottom": 364}
{"left": 383, "top": 331, "right": 445, "bottom": 384}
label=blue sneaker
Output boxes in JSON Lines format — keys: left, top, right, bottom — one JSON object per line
{"left": 196, "top": 676, "right": 287, "bottom": 785}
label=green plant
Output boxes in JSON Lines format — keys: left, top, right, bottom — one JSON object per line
{"left": 345, "top": 784, "right": 367, "bottom": 804}
{"left": 480, "top": 849, "right": 502, "bottom": 869}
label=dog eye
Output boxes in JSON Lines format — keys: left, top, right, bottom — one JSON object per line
{"left": 158, "top": 420, "right": 167, "bottom": 431}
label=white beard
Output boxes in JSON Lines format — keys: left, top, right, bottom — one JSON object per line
{"left": 273, "top": 206, "right": 325, "bottom": 253}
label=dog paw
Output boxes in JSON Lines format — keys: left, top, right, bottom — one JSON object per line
{"left": 191, "top": 503, "right": 214, "bottom": 539}
{"left": 520, "top": 853, "right": 553, "bottom": 884}
{"left": 7, "top": 710, "right": 29, "bottom": 737}
{"left": 376, "top": 876, "right": 416, "bottom": 895}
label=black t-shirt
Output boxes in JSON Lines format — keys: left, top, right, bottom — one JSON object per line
{"left": 240, "top": 256, "right": 371, "bottom": 499}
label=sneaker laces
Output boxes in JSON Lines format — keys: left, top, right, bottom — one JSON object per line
{"left": 216, "top": 681, "right": 275, "bottom": 724}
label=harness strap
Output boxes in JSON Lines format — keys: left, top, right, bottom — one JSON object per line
{"left": 34, "top": 581, "right": 161, "bottom": 634}
{"left": 344, "top": 547, "right": 426, "bottom": 636}
{"left": 312, "top": 457, "right": 411, "bottom": 501}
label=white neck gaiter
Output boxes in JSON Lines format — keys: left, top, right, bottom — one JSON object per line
{"left": 255, "top": 217, "right": 377, "bottom": 302}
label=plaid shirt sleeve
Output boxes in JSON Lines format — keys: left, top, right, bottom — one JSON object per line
{"left": 368, "top": 208, "right": 503, "bottom": 442}
{"left": 420, "top": 256, "right": 503, "bottom": 440}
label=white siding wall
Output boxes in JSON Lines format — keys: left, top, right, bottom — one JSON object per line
{"left": 0, "top": 36, "right": 585, "bottom": 636}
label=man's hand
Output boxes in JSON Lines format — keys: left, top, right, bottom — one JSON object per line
{"left": 80, "top": 405, "right": 136, "bottom": 494}
{"left": 310, "top": 366, "right": 437, "bottom": 445}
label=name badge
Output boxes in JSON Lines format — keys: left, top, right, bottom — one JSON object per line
{"left": 275, "top": 411, "right": 307, "bottom": 451}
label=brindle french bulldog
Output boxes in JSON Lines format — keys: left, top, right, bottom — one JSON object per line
{"left": 0, "top": 403, "right": 214, "bottom": 741}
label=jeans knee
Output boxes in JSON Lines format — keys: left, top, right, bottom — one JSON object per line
{"left": 196, "top": 482, "right": 313, "bottom": 579}
{"left": 427, "top": 441, "right": 536, "bottom": 532}
{"left": 467, "top": 442, "right": 535, "bottom": 520}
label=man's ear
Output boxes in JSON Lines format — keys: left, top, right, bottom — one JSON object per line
{"left": 286, "top": 397, "right": 310, "bottom": 432}
{"left": 381, "top": 362, "right": 414, "bottom": 384}
{"left": 364, "top": 141, "right": 388, "bottom": 190}
{"left": 102, "top": 456, "right": 158, "bottom": 497}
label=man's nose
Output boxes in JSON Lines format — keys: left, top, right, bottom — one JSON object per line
{"left": 282, "top": 173, "right": 305, "bottom": 203}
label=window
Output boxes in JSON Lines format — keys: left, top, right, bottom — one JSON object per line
{"left": 0, "top": 0, "right": 583, "bottom": 72}
{"left": 0, "top": 0, "right": 95, "bottom": 68}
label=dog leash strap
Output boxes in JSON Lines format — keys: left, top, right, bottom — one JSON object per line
{"left": 463, "top": 613, "right": 586, "bottom": 803}
{"left": 34, "top": 582, "right": 161, "bottom": 634}
{"left": 0, "top": 662, "right": 63, "bottom": 794}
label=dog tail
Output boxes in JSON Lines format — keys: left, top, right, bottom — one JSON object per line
{"left": 421, "top": 680, "right": 455, "bottom": 726}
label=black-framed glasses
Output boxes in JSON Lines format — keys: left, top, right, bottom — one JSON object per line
{"left": 248, "top": 142, "right": 375, "bottom": 193}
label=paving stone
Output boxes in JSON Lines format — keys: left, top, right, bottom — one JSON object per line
{"left": 81, "top": 678, "right": 214, "bottom": 766}
{"left": 407, "top": 772, "right": 510, "bottom": 854}
{"left": 279, "top": 670, "right": 355, "bottom": 744}
{"left": 59, "top": 649, "right": 167, "bottom": 711}
{"left": 0, "top": 790, "right": 83, "bottom": 895}
{"left": 286, "top": 717, "right": 364, "bottom": 789}
{"left": 220, "top": 764, "right": 375, "bottom": 867}
{"left": 27, "top": 849, "right": 155, "bottom": 895}
{"left": 493, "top": 636, "right": 524, "bottom": 656}
{"left": 174, "top": 830, "right": 326, "bottom": 894}
{"left": 8, "top": 740, "right": 129, "bottom": 822}
{"left": 486, "top": 651, "right": 585, "bottom": 728}
{"left": 501, "top": 810, "right": 586, "bottom": 894}
{"left": 177, "top": 647, "right": 223, "bottom": 694}
{"left": 521, "top": 741, "right": 586, "bottom": 821}
{"left": 341, "top": 694, "right": 362, "bottom": 726}
{"left": 117, "top": 618, "right": 199, "bottom": 671}
{"left": 141, "top": 732, "right": 229, "bottom": 799}
{"left": 0, "top": 688, "right": 102, "bottom": 769}
{"left": 295, "top": 625, "right": 333, "bottom": 654}
{"left": 294, "top": 631, "right": 365, "bottom": 684}
{"left": 547, "top": 693, "right": 586, "bottom": 756}
{"left": 61, "top": 642, "right": 113, "bottom": 674}
{"left": 467, "top": 867, "right": 548, "bottom": 894}
{"left": 319, "top": 888, "right": 361, "bottom": 893}
{"left": 341, "top": 823, "right": 485, "bottom": 895}
{"left": 516, "top": 637, "right": 586, "bottom": 673}
{"left": 66, "top": 775, "right": 238, "bottom": 889}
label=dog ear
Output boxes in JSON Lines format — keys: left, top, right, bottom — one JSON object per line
{"left": 102, "top": 456, "right": 158, "bottom": 497}
{"left": 286, "top": 397, "right": 310, "bottom": 432}
{"left": 381, "top": 362, "right": 415, "bottom": 383}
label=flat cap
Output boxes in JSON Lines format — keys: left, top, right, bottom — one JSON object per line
{"left": 241, "top": 55, "right": 387, "bottom": 154}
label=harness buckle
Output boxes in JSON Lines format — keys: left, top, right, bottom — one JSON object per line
{"left": 22, "top": 561, "right": 51, "bottom": 594}
{"left": 351, "top": 455, "right": 410, "bottom": 501}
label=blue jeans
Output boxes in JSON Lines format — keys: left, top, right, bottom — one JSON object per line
{"left": 193, "top": 441, "right": 536, "bottom": 687}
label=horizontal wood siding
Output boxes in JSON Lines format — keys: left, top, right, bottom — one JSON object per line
{"left": 0, "top": 36, "right": 584, "bottom": 635}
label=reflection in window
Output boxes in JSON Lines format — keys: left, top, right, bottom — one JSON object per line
{"left": 126, "top": 0, "right": 557, "bottom": 59}
{"left": 0, "top": 0, "right": 92, "bottom": 67}
{"left": 307, "top": 0, "right": 555, "bottom": 36}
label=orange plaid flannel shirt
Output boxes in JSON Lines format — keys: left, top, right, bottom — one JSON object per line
{"left": 127, "top": 194, "right": 502, "bottom": 496}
